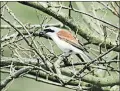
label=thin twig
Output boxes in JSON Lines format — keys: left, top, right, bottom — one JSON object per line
{"left": 18, "top": 2, "right": 120, "bottom": 52}
{"left": 98, "top": 2, "right": 119, "bottom": 18}
{"left": 78, "top": 45, "right": 118, "bottom": 75}
{"left": 1, "top": 16, "right": 49, "bottom": 68}
{"left": 50, "top": 4, "right": 120, "bottom": 30}
{"left": 0, "top": 66, "right": 33, "bottom": 90}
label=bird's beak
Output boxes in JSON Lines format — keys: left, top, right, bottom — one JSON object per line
{"left": 39, "top": 31, "right": 46, "bottom": 37}
{"left": 39, "top": 30, "right": 51, "bottom": 39}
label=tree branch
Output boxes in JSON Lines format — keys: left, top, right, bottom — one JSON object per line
{"left": 1, "top": 57, "right": 120, "bottom": 87}
{"left": 18, "top": 2, "right": 120, "bottom": 52}
{"left": 0, "top": 66, "right": 33, "bottom": 90}
{"left": 78, "top": 45, "right": 119, "bottom": 74}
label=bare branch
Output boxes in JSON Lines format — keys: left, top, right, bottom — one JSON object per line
{"left": 78, "top": 45, "right": 118, "bottom": 74}
{"left": 1, "top": 57, "right": 120, "bottom": 87}
{"left": 98, "top": 2, "right": 119, "bottom": 18}
{"left": 18, "top": 2, "right": 120, "bottom": 52}
{"left": 0, "top": 66, "right": 33, "bottom": 90}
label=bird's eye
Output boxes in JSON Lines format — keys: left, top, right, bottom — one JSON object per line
{"left": 44, "top": 29, "right": 54, "bottom": 33}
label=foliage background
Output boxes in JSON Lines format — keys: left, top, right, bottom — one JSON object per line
{"left": 1, "top": 2, "right": 119, "bottom": 91}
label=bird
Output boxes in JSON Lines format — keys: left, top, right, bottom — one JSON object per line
{"left": 39, "top": 26, "right": 92, "bottom": 63}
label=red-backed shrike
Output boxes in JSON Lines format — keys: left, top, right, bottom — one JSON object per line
{"left": 39, "top": 27, "right": 91, "bottom": 62}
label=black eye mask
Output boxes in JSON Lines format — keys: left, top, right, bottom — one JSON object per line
{"left": 39, "top": 29, "right": 52, "bottom": 40}
{"left": 43, "top": 29, "right": 55, "bottom": 33}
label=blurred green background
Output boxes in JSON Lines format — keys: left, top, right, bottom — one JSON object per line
{"left": 1, "top": 2, "right": 119, "bottom": 91}
{"left": 1, "top": 2, "right": 73, "bottom": 91}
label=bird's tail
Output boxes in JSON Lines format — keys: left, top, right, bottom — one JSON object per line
{"left": 76, "top": 50, "right": 92, "bottom": 62}
{"left": 76, "top": 51, "right": 92, "bottom": 71}
{"left": 76, "top": 53, "right": 91, "bottom": 71}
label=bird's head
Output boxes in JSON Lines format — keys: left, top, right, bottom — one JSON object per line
{"left": 39, "top": 27, "right": 60, "bottom": 38}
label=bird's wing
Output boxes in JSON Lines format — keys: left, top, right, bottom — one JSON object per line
{"left": 57, "top": 30, "right": 87, "bottom": 52}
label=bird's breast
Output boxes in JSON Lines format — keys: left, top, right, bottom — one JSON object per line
{"left": 52, "top": 36, "right": 72, "bottom": 52}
